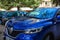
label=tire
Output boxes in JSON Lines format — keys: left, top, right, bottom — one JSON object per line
{"left": 43, "top": 33, "right": 54, "bottom": 40}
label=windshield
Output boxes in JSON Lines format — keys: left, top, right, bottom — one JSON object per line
{"left": 34, "top": 8, "right": 43, "bottom": 12}
{"left": 26, "top": 8, "right": 57, "bottom": 19}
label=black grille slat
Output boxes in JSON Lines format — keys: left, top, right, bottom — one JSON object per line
{"left": 8, "top": 30, "right": 25, "bottom": 37}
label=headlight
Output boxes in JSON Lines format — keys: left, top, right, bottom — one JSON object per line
{"left": 2, "top": 18, "right": 8, "bottom": 21}
{"left": 7, "top": 26, "right": 43, "bottom": 34}
{"left": 4, "top": 18, "right": 8, "bottom": 20}
{"left": 25, "top": 26, "right": 43, "bottom": 34}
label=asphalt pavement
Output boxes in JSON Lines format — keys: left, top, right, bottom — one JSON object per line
{"left": 0, "top": 25, "right": 5, "bottom": 40}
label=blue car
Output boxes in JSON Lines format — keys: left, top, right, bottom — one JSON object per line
{"left": 4, "top": 8, "right": 60, "bottom": 40}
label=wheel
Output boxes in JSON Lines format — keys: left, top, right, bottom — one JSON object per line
{"left": 43, "top": 33, "right": 54, "bottom": 40}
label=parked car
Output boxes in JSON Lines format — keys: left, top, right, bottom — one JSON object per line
{"left": 0, "top": 11, "right": 7, "bottom": 24}
{"left": 1, "top": 11, "right": 27, "bottom": 25}
{"left": 4, "top": 8, "right": 60, "bottom": 40}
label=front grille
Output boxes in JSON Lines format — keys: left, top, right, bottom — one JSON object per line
{"left": 8, "top": 30, "right": 25, "bottom": 37}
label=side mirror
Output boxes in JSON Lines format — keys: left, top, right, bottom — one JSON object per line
{"left": 57, "top": 15, "right": 60, "bottom": 19}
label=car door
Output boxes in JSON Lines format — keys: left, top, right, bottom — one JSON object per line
{"left": 56, "top": 9, "right": 60, "bottom": 37}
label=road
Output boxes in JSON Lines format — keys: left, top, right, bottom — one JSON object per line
{"left": 0, "top": 25, "right": 5, "bottom": 40}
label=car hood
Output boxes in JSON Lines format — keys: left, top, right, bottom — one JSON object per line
{"left": 12, "top": 17, "right": 52, "bottom": 30}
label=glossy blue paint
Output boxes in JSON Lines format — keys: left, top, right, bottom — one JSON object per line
{"left": 4, "top": 8, "right": 60, "bottom": 40}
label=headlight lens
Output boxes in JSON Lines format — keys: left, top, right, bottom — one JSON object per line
{"left": 2, "top": 18, "right": 8, "bottom": 21}
{"left": 25, "top": 27, "right": 43, "bottom": 34}
{"left": 4, "top": 18, "right": 8, "bottom": 20}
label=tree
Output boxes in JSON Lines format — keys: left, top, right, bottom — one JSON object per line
{"left": 0, "top": 0, "right": 42, "bottom": 10}
{"left": 52, "top": 0, "right": 60, "bottom": 6}
{"left": 19, "top": 0, "right": 42, "bottom": 8}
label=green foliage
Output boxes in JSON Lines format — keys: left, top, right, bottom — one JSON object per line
{"left": 0, "top": 0, "right": 42, "bottom": 10}
{"left": 1, "top": 0, "right": 60, "bottom": 9}
{"left": 52, "top": 0, "right": 60, "bottom": 6}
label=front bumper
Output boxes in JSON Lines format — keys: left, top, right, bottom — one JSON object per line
{"left": 4, "top": 33, "right": 36, "bottom": 40}
{"left": 4, "top": 28, "right": 37, "bottom": 40}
